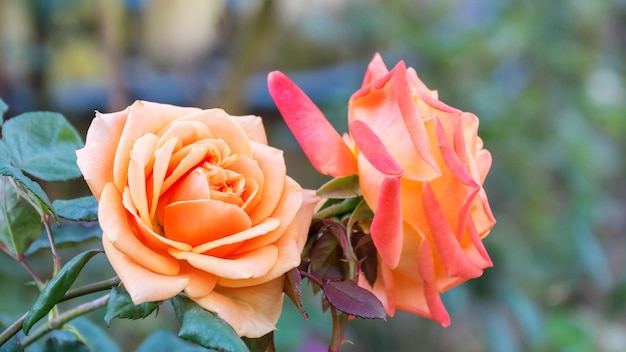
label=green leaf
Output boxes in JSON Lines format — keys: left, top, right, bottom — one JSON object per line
{"left": 0, "top": 98, "right": 7, "bottom": 125}
{"left": 323, "top": 280, "right": 386, "bottom": 320}
{"left": 0, "top": 176, "right": 43, "bottom": 257}
{"left": 316, "top": 175, "right": 361, "bottom": 198}
{"left": 282, "top": 268, "right": 308, "bottom": 319}
{"left": 41, "top": 330, "right": 89, "bottom": 352}
{"left": 104, "top": 285, "right": 159, "bottom": 326}
{"left": 26, "top": 220, "right": 101, "bottom": 255}
{"left": 52, "top": 196, "right": 98, "bottom": 222}
{"left": 23, "top": 249, "right": 102, "bottom": 334}
{"left": 137, "top": 331, "right": 212, "bottom": 352}
{"left": 68, "top": 317, "right": 121, "bottom": 352}
{"left": 2, "top": 112, "right": 83, "bottom": 181}
{"left": 242, "top": 332, "right": 275, "bottom": 352}
{"left": 0, "top": 165, "right": 53, "bottom": 215}
{"left": 171, "top": 295, "right": 249, "bottom": 352}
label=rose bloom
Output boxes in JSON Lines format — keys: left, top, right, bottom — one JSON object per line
{"left": 76, "top": 101, "right": 317, "bottom": 337}
{"left": 268, "top": 53, "right": 495, "bottom": 326}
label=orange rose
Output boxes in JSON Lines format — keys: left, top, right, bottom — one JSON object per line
{"left": 76, "top": 101, "right": 317, "bottom": 337}
{"left": 268, "top": 53, "right": 495, "bottom": 326}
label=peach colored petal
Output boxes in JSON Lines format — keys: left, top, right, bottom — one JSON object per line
{"left": 157, "top": 120, "right": 212, "bottom": 147}
{"left": 100, "top": 183, "right": 181, "bottom": 276}
{"left": 227, "top": 155, "right": 263, "bottom": 211}
{"left": 169, "top": 245, "right": 278, "bottom": 280}
{"left": 128, "top": 133, "right": 159, "bottom": 227}
{"left": 267, "top": 70, "right": 358, "bottom": 177}
{"left": 113, "top": 101, "right": 200, "bottom": 191}
{"left": 219, "top": 187, "right": 318, "bottom": 288}
{"left": 102, "top": 238, "right": 188, "bottom": 304}
{"left": 163, "top": 199, "right": 251, "bottom": 247}
{"left": 192, "top": 218, "right": 279, "bottom": 254}
{"left": 149, "top": 138, "right": 179, "bottom": 219}
{"left": 76, "top": 108, "right": 128, "bottom": 198}
{"left": 235, "top": 177, "right": 302, "bottom": 253}
{"left": 349, "top": 68, "right": 438, "bottom": 180}
{"left": 121, "top": 186, "right": 192, "bottom": 252}
{"left": 231, "top": 115, "right": 268, "bottom": 145}
{"left": 161, "top": 146, "right": 209, "bottom": 194}
{"left": 180, "top": 264, "right": 218, "bottom": 299}
{"left": 246, "top": 142, "right": 287, "bottom": 225}
{"left": 192, "top": 277, "right": 285, "bottom": 338}
{"left": 179, "top": 109, "right": 253, "bottom": 157}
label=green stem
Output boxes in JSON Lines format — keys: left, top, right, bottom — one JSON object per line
{"left": 43, "top": 213, "right": 61, "bottom": 276}
{"left": 0, "top": 312, "right": 27, "bottom": 347}
{"left": 61, "top": 277, "right": 120, "bottom": 302}
{"left": 21, "top": 293, "right": 110, "bottom": 348}
{"left": 0, "top": 278, "right": 119, "bottom": 346}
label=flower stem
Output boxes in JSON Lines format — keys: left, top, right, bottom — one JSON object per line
{"left": 21, "top": 293, "right": 111, "bottom": 348}
{"left": 43, "top": 213, "right": 61, "bottom": 276}
{"left": 0, "top": 312, "right": 27, "bottom": 347}
{"left": 0, "top": 278, "right": 119, "bottom": 346}
{"left": 61, "top": 277, "right": 120, "bottom": 302}
{"left": 329, "top": 306, "right": 348, "bottom": 352}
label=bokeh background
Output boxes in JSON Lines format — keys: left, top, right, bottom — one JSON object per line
{"left": 1, "top": 0, "right": 626, "bottom": 351}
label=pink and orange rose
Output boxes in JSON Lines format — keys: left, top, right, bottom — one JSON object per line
{"left": 76, "top": 101, "right": 317, "bottom": 337}
{"left": 268, "top": 53, "right": 495, "bottom": 326}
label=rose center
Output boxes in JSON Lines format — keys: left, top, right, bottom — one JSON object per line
{"left": 203, "top": 162, "right": 245, "bottom": 206}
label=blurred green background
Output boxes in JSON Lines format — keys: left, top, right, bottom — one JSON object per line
{"left": 1, "top": 0, "right": 625, "bottom": 351}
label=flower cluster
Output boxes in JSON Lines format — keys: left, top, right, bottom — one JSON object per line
{"left": 0, "top": 53, "right": 494, "bottom": 351}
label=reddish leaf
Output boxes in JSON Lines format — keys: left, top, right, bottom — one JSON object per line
{"left": 353, "top": 233, "right": 378, "bottom": 287}
{"left": 283, "top": 268, "right": 308, "bottom": 319}
{"left": 323, "top": 280, "right": 386, "bottom": 320}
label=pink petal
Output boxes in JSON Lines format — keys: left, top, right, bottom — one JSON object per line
{"left": 392, "top": 61, "right": 440, "bottom": 174}
{"left": 417, "top": 238, "right": 450, "bottom": 326}
{"left": 349, "top": 119, "right": 404, "bottom": 268}
{"left": 267, "top": 71, "right": 357, "bottom": 177}
{"left": 422, "top": 182, "right": 483, "bottom": 279}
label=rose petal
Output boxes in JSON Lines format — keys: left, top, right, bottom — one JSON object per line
{"left": 128, "top": 133, "right": 159, "bottom": 227}
{"left": 392, "top": 61, "right": 440, "bottom": 175}
{"left": 192, "top": 218, "right": 279, "bottom": 254}
{"left": 102, "top": 238, "right": 188, "bottom": 304}
{"left": 268, "top": 70, "right": 358, "bottom": 177}
{"left": 169, "top": 245, "right": 278, "bottom": 280}
{"left": 76, "top": 109, "right": 128, "bottom": 198}
{"left": 100, "top": 183, "right": 181, "bottom": 276}
{"left": 179, "top": 109, "right": 253, "bottom": 157}
{"left": 149, "top": 138, "right": 179, "bottom": 219}
{"left": 422, "top": 182, "right": 483, "bottom": 279}
{"left": 163, "top": 199, "right": 251, "bottom": 247}
{"left": 235, "top": 177, "right": 302, "bottom": 254}
{"left": 192, "top": 277, "right": 285, "bottom": 338}
{"left": 360, "top": 52, "right": 390, "bottom": 87}
{"left": 246, "top": 143, "right": 286, "bottom": 225}
{"left": 180, "top": 264, "right": 218, "bottom": 299}
{"left": 113, "top": 101, "right": 200, "bottom": 191}
{"left": 219, "top": 186, "right": 318, "bottom": 288}
{"left": 231, "top": 115, "right": 268, "bottom": 145}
